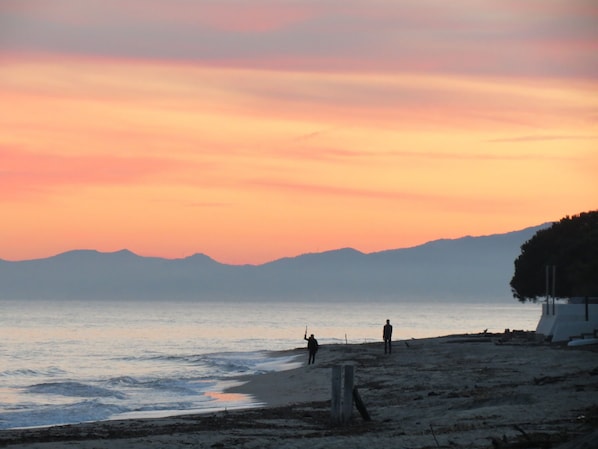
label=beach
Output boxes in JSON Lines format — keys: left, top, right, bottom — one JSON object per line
{"left": 1, "top": 333, "right": 597, "bottom": 449}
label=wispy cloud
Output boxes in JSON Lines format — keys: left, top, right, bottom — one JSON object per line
{"left": 244, "top": 178, "right": 445, "bottom": 202}
{"left": 386, "top": 150, "right": 579, "bottom": 162}
{"left": 2, "top": 0, "right": 596, "bottom": 78}
{"left": 486, "top": 135, "right": 598, "bottom": 143}
{"left": 243, "top": 178, "right": 517, "bottom": 215}
{"left": 0, "top": 146, "right": 188, "bottom": 200}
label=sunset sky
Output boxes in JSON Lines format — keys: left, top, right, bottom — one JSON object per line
{"left": 1, "top": 0, "right": 597, "bottom": 265}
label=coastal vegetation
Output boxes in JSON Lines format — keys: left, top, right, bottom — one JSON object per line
{"left": 510, "top": 210, "right": 598, "bottom": 301}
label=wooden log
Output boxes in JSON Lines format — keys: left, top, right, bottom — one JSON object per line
{"left": 353, "top": 386, "right": 371, "bottom": 421}
{"left": 342, "top": 365, "right": 354, "bottom": 423}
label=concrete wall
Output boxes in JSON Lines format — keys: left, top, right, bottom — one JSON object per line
{"left": 536, "top": 302, "right": 598, "bottom": 342}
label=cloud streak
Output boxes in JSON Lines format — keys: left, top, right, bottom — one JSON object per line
{"left": 0, "top": 146, "right": 188, "bottom": 200}
{"left": 486, "top": 135, "right": 598, "bottom": 143}
{"left": 2, "top": 0, "right": 596, "bottom": 78}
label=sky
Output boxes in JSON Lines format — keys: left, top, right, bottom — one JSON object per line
{"left": 1, "top": 0, "right": 597, "bottom": 265}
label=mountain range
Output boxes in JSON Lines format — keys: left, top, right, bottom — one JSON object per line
{"left": 0, "top": 224, "right": 550, "bottom": 301}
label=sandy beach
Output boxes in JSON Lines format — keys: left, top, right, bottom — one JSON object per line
{"left": 1, "top": 332, "right": 597, "bottom": 449}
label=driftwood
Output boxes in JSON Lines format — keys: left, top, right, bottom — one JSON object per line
{"left": 429, "top": 424, "right": 440, "bottom": 448}
{"left": 352, "top": 387, "right": 371, "bottom": 421}
{"left": 490, "top": 424, "right": 575, "bottom": 448}
{"left": 533, "top": 375, "right": 566, "bottom": 385}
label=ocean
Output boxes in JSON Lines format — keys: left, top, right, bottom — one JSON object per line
{"left": 0, "top": 298, "right": 541, "bottom": 429}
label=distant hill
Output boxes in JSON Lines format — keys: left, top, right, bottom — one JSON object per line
{"left": 0, "top": 224, "right": 551, "bottom": 301}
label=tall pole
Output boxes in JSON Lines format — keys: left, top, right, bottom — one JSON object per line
{"left": 552, "top": 265, "right": 556, "bottom": 315}
{"left": 545, "top": 265, "right": 550, "bottom": 315}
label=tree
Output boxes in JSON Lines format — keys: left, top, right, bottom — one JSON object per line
{"left": 510, "top": 210, "right": 598, "bottom": 302}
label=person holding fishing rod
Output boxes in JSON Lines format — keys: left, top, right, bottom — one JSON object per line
{"left": 304, "top": 326, "right": 319, "bottom": 365}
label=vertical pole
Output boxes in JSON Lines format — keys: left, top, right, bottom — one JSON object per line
{"left": 552, "top": 265, "right": 556, "bottom": 315}
{"left": 342, "top": 365, "right": 354, "bottom": 423}
{"left": 545, "top": 265, "right": 550, "bottom": 315}
{"left": 585, "top": 296, "right": 589, "bottom": 322}
{"left": 331, "top": 366, "right": 341, "bottom": 424}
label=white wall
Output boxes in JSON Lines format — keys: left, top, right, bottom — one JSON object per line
{"left": 536, "top": 302, "right": 598, "bottom": 342}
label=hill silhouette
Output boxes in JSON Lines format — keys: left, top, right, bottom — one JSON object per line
{"left": 0, "top": 224, "right": 550, "bottom": 301}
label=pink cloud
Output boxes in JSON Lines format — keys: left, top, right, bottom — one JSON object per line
{"left": 190, "top": 2, "right": 315, "bottom": 33}
{"left": 1, "top": 0, "right": 315, "bottom": 32}
{"left": 0, "top": 146, "right": 185, "bottom": 200}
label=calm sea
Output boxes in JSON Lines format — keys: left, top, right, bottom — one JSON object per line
{"left": 0, "top": 298, "right": 541, "bottom": 429}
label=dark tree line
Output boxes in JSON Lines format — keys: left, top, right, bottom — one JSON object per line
{"left": 510, "top": 210, "right": 598, "bottom": 302}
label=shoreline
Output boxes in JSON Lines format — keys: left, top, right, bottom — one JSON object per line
{"left": 1, "top": 333, "right": 597, "bottom": 448}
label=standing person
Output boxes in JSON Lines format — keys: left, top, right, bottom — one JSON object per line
{"left": 304, "top": 332, "right": 319, "bottom": 365}
{"left": 383, "top": 319, "right": 393, "bottom": 354}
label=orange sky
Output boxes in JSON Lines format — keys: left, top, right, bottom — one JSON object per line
{"left": 1, "top": 1, "right": 597, "bottom": 264}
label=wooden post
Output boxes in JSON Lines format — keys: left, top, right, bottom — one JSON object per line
{"left": 331, "top": 366, "right": 342, "bottom": 424}
{"left": 342, "top": 365, "right": 354, "bottom": 423}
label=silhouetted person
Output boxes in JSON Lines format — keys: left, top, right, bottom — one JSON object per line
{"left": 383, "top": 319, "right": 393, "bottom": 354}
{"left": 304, "top": 333, "right": 319, "bottom": 364}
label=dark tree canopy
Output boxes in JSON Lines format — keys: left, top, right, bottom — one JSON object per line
{"left": 510, "top": 210, "right": 598, "bottom": 302}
